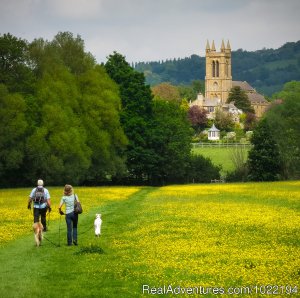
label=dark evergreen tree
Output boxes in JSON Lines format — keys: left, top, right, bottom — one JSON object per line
{"left": 149, "top": 100, "right": 192, "bottom": 184}
{"left": 248, "top": 118, "right": 282, "bottom": 181}
{"left": 105, "top": 52, "right": 156, "bottom": 182}
{"left": 187, "top": 155, "right": 221, "bottom": 183}
{"left": 227, "top": 86, "right": 254, "bottom": 113}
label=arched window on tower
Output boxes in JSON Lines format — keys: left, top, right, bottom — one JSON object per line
{"left": 212, "top": 61, "right": 215, "bottom": 77}
{"left": 216, "top": 61, "right": 219, "bottom": 77}
{"left": 213, "top": 82, "right": 218, "bottom": 91}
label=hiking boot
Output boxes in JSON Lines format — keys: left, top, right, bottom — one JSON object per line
{"left": 73, "top": 241, "right": 78, "bottom": 246}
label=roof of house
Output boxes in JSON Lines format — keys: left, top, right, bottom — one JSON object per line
{"left": 208, "top": 124, "right": 220, "bottom": 132}
{"left": 222, "top": 102, "right": 243, "bottom": 113}
{"left": 203, "top": 98, "right": 220, "bottom": 107}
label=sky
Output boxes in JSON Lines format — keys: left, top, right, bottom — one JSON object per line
{"left": 1, "top": 0, "right": 300, "bottom": 63}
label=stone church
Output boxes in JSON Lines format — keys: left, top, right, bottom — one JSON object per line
{"left": 190, "top": 40, "right": 269, "bottom": 119}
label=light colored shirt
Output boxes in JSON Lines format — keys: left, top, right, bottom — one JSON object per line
{"left": 29, "top": 187, "right": 50, "bottom": 209}
{"left": 60, "top": 194, "right": 79, "bottom": 214}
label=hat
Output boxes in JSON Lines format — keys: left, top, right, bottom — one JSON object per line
{"left": 64, "top": 184, "right": 73, "bottom": 196}
{"left": 37, "top": 179, "right": 44, "bottom": 186}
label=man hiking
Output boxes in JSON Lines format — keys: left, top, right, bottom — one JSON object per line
{"left": 28, "top": 179, "right": 51, "bottom": 232}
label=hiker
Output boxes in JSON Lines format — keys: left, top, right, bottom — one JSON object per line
{"left": 28, "top": 179, "right": 51, "bottom": 232}
{"left": 58, "top": 184, "right": 79, "bottom": 246}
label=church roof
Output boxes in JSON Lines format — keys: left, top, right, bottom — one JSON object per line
{"left": 247, "top": 92, "right": 269, "bottom": 104}
{"left": 232, "top": 81, "right": 254, "bottom": 91}
{"left": 232, "top": 80, "right": 269, "bottom": 104}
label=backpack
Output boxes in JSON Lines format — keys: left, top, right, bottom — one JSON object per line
{"left": 33, "top": 187, "right": 46, "bottom": 204}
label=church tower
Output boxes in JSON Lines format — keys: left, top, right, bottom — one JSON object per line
{"left": 205, "top": 40, "right": 232, "bottom": 103}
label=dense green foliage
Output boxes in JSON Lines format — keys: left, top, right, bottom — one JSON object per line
{"left": 266, "top": 81, "right": 300, "bottom": 179}
{"left": 150, "top": 100, "right": 193, "bottom": 184}
{"left": 0, "top": 33, "right": 222, "bottom": 186}
{"left": 105, "top": 52, "right": 156, "bottom": 183}
{"left": 0, "top": 33, "right": 36, "bottom": 94}
{"left": 227, "top": 86, "right": 254, "bottom": 113}
{"left": 0, "top": 32, "right": 127, "bottom": 186}
{"left": 135, "top": 41, "right": 300, "bottom": 96}
{"left": 248, "top": 118, "right": 282, "bottom": 181}
{"left": 105, "top": 53, "right": 218, "bottom": 184}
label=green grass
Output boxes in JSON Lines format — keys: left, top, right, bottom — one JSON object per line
{"left": 192, "top": 146, "right": 249, "bottom": 175}
{"left": 0, "top": 182, "right": 299, "bottom": 297}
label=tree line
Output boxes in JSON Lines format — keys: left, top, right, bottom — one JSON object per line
{"left": 135, "top": 41, "right": 300, "bottom": 96}
{"left": 0, "top": 32, "right": 220, "bottom": 187}
{"left": 230, "top": 81, "right": 300, "bottom": 181}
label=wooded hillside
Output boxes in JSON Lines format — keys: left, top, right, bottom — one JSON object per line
{"left": 135, "top": 41, "right": 300, "bottom": 96}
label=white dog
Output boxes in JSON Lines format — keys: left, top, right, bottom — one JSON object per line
{"left": 94, "top": 214, "right": 102, "bottom": 237}
{"left": 33, "top": 222, "right": 43, "bottom": 246}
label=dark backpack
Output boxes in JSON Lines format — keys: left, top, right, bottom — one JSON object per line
{"left": 33, "top": 187, "right": 46, "bottom": 204}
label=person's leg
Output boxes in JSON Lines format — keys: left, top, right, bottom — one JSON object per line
{"left": 33, "top": 208, "right": 39, "bottom": 223}
{"left": 65, "top": 213, "right": 72, "bottom": 245}
{"left": 72, "top": 213, "right": 78, "bottom": 245}
{"left": 40, "top": 207, "right": 47, "bottom": 231}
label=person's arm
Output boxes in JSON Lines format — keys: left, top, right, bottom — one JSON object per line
{"left": 27, "top": 189, "right": 34, "bottom": 209}
{"left": 27, "top": 197, "right": 32, "bottom": 209}
{"left": 58, "top": 198, "right": 64, "bottom": 215}
{"left": 45, "top": 189, "right": 52, "bottom": 212}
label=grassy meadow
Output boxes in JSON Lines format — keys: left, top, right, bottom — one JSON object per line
{"left": 192, "top": 146, "right": 250, "bottom": 175}
{"left": 0, "top": 182, "right": 299, "bottom": 297}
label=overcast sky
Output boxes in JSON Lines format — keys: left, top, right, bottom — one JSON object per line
{"left": 1, "top": 0, "right": 300, "bottom": 63}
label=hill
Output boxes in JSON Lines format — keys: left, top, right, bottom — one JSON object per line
{"left": 135, "top": 41, "right": 300, "bottom": 96}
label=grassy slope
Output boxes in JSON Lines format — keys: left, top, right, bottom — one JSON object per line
{"left": 192, "top": 147, "right": 249, "bottom": 175}
{"left": 0, "top": 182, "right": 299, "bottom": 297}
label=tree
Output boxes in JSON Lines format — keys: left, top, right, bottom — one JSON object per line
{"left": 23, "top": 34, "right": 127, "bottom": 185}
{"left": 214, "top": 109, "right": 235, "bottom": 131}
{"left": 187, "top": 155, "right": 221, "bottom": 183}
{"left": 52, "top": 32, "right": 95, "bottom": 75}
{"left": 77, "top": 65, "right": 128, "bottom": 184}
{"left": 149, "top": 100, "right": 192, "bottom": 184}
{"left": 227, "top": 86, "right": 254, "bottom": 113}
{"left": 187, "top": 105, "right": 208, "bottom": 132}
{"left": 248, "top": 118, "right": 282, "bottom": 181}
{"left": 25, "top": 64, "right": 92, "bottom": 185}
{"left": 0, "top": 85, "right": 28, "bottom": 186}
{"left": 243, "top": 112, "right": 257, "bottom": 131}
{"left": 151, "top": 82, "right": 181, "bottom": 102}
{"left": 266, "top": 81, "right": 300, "bottom": 179}
{"left": 105, "top": 52, "right": 155, "bottom": 182}
{"left": 0, "top": 33, "right": 35, "bottom": 93}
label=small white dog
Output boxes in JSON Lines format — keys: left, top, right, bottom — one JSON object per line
{"left": 94, "top": 214, "right": 102, "bottom": 237}
{"left": 33, "top": 222, "right": 43, "bottom": 246}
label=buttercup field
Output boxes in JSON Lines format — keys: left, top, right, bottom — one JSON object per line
{"left": 0, "top": 182, "right": 299, "bottom": 297}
